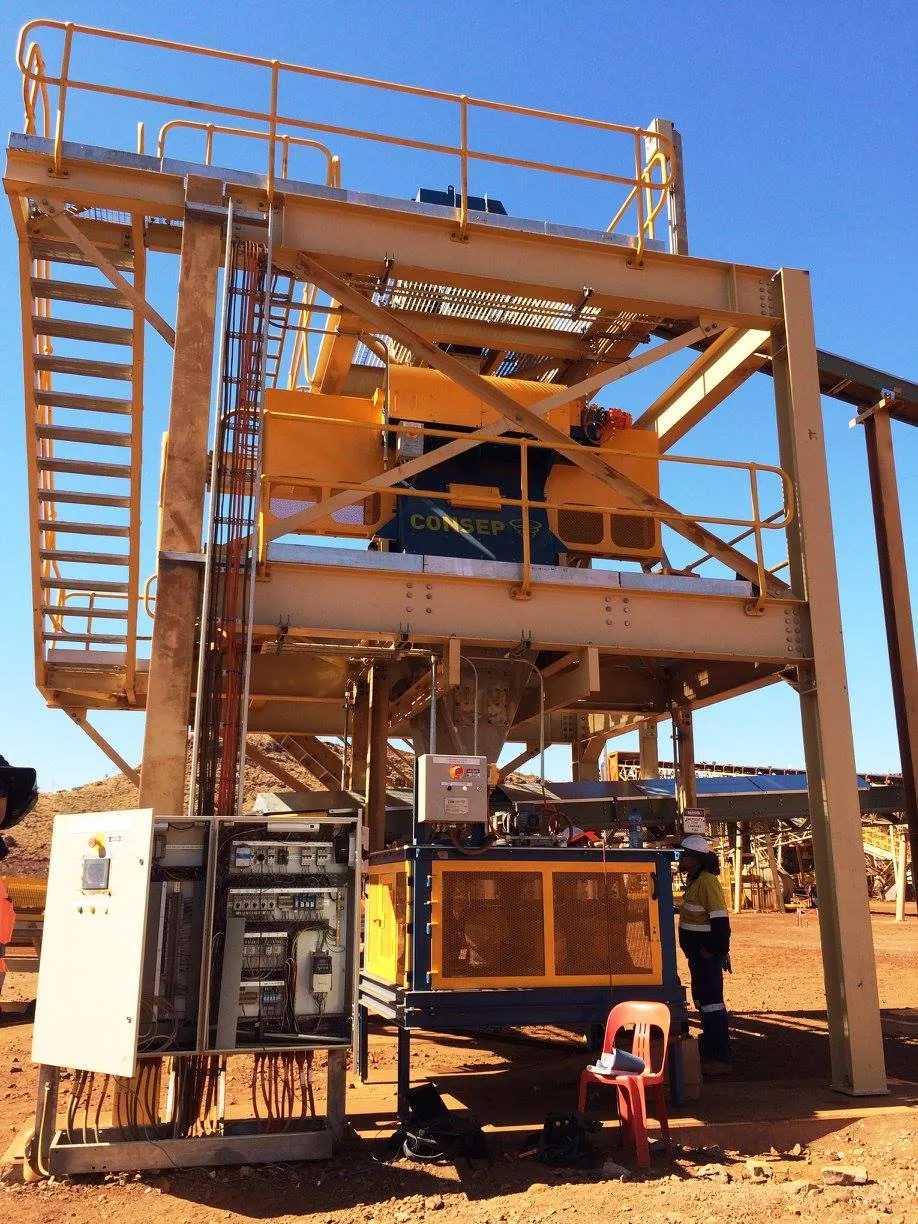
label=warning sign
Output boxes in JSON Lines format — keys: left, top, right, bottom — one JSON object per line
{"left": 682, "top": 807, "right": 707, "bottom": 835}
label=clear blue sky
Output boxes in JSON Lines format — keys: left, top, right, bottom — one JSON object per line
{"left": 0, "top": 1, "right": 916, "bottom": 790}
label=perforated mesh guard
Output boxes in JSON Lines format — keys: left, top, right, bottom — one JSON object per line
{"left": 557, "top": 509, "right": 605, "bottom": 545}
{"left": 610, "top": 513, "right": 656, "bottom": 550}
{"left": 270, "top": 485, "right": 381, "bottom": 528}
{"left": 439, "top": 869, "right": 545, "bottom": 980}
{"left": 552, "top": 871, "right": 653, "bottom": 977}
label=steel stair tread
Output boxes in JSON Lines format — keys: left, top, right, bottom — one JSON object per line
{"left": 39, "top": 549, "right": 130, "bottom": 566}
{"left": 37, "top": 457, "right": 131, "bottom": 478}
{"left": 29, "top": 238, "right": 134, "bottom": 272}
{"left": 33, "top": 390, "right": 131, "bottom": 414}
{"left": 30, "top": 316, "right": 134, "bottom": 346}
{"left": 35, "top": 424, "right": 131, "bottom": 447}
{"left": 43, "top": 632, "right": 130, "bottom": 645}
{"left": 30, "top": 278, "right": 127, "bottom": 308}
{"left": 41, "top": 604, "right": 128, "bottom": 620}
{"left": 39, "top": 489, "right": 131, "bottom": 508}
{"left": 34, "top": 354, "right": 132, "bottom": 381}
{"left": 40, "top": 577, "right": 129, "bottom": 593}
{"left": 38, "top": 519, "right": 131, "bottom": 537}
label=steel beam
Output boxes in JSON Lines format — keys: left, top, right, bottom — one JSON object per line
{"left": 859, "top": 401, "right": 918, "bottom": 909}
{"left": 634, "top": 327, "right": 770, "bottom": 449}
{"left": 5, "top": 138, "right": 781, "bottom": 323}
{"left": 773, "top": 268, "right": 886, "bottom": 1095}
{"left": 244, "top": 743, "right": 306, "bottom": 792}
{"left": 255, "top": 551, "right": 806, "bottom": 664}
{"left": 138, "top": 179, "right": 223, "bottom": 815}
{"left": 64, "top": 710, "right": 140, "bottom": 786}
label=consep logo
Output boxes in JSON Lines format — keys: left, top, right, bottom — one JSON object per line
{"left": 408, "top": 512, "right": 542, "bottom": 537}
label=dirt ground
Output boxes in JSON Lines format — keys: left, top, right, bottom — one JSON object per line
{"left": 1, "top": 908, "right": 916, "bottom": 1224}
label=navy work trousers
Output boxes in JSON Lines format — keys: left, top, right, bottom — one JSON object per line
{"left": 688, "top": 952, "right": 731, "bottom": 1063}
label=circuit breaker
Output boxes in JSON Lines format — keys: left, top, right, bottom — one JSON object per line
{"left": 416, "top": 754, "right": 489, "bottom": 824}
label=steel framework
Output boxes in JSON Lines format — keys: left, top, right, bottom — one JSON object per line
{"left": 8, "top": 20, "right": 913, "bottom": 1097}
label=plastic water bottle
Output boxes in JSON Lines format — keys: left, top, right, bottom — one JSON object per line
{"left": 627, "top": 808, "right": 643, "bottom": 848}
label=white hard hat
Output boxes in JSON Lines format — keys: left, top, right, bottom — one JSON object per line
{"left": 679, "top": 834, "right": 710, "bottom": 855}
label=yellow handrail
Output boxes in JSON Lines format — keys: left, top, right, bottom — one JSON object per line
{"left": 260, "top": 412, "right": 795, "bottom": 603}
{"left": 157, "top": 120, "right": 341, "bottom": 187}
{"left": 18, "top": 19, "right": 675, "bottom": 241}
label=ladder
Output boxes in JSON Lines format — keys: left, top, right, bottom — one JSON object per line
{"left": 21, "top": 218, "right": 145, "bottom": 704}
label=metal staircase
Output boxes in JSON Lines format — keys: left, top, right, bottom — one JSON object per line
{"left": 21, "top": 218, "right": 145, "bottom": 707}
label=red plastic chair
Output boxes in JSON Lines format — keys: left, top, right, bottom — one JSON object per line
{"left": 578, "top": 1000, "right": 672, "bottom": 1167}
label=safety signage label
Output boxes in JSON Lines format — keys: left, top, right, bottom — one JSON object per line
{"left": 682, "top": 808, "right": 707, "bottom": 835}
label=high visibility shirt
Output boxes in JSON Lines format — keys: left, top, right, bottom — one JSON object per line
{"left": 678, "top": 869, "right": 730, "bottom": 958}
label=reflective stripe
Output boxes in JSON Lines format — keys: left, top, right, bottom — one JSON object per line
{"left": 709, "top": 910, "right": 729, "bottom": 919}
{"left": 679, "top": 921, "right": 711, "bottom": 932}
{"left": 700, "top": 1003, "right": 726, "bottom": 1013}
{"left": 681, "top": 901, "right": 706, "bottom": 912}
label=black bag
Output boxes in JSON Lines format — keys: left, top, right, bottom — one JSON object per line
{"left": 379, "top": 1083, "right": 490, "bottom": 1168}
{"left": 520, "top": 1112, "right": 599, "bottom": 1167}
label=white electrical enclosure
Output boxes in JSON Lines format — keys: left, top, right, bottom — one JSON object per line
{"left": 32, "top": 809, "right": 155, "bottom": 1077}
{"left": 416, "top": 754, "right": 489, "bottom": 823}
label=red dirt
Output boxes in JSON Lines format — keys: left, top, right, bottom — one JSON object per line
{"left": 1, "top": 762, "right": 916, "bottom": 1223}
{"left": 1, "top": 910, "right": 916, "bottom": 1224}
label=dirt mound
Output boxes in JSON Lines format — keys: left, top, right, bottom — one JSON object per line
{"left": 1, "top": 735, "right": 420, "bottom": 875}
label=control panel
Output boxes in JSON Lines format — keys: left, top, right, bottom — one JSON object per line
{"left": 228, "top": 886, "right": 342, "bottom": 922}
{"left": 214, "top": 817, "right": 359, "bottom": 1047}
{"left": 417, "top": 754, "right": 489, "bottom": 824}
{"left": 230, "top": 839, "right": 340, "bottom": 875}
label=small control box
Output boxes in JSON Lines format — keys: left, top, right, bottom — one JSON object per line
{"left": 416, "top": 754, "right": 489, "bottom": 824}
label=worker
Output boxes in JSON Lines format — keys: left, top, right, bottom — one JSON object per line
{"left": 0, "top": 843, "right": 15, "bottom": 997}
{"left": 677, "top": 834, "right": 731, "bottom": 1074}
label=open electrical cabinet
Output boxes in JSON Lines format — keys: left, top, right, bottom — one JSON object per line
{"left": 30, "top": 796, "right": 362, "bottom": 1175}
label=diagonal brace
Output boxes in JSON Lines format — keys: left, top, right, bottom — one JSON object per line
{"left": 266, "top": 260, "right": 721, "bottom": 541}
{"left": 275, "top": 257, "right": 788, "bottom": 596}
{"left": 37, "top": 203, "right": 176, "bottom": 347}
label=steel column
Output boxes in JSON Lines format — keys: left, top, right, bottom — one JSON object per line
{"left": 639, "top": 721, "right": 660, "bottom": 779}
{"left": 773, "top": 268, "right": 886, "bottom": 1095}
{"left": 139, "top": 179, "right": 223, "bottom": 814}
{"left": 674, "top": 706, "right": 696, "bottom": 814}
{"left": 860, "top": 402, "right": 918, "bottom": 910}
{"left": 365, "top": 663, "right": 391, "bottom": 852}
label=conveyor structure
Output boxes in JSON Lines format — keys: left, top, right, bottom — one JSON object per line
{"left": 6, "top": 16, "right": 913, "bottom": 1175}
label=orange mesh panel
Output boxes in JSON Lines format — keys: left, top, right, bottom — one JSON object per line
{"left": 552, "top": 870, "right": 653, "bottom": 978}
{"left": 610, "top": 513, "right": 656, "bottom": 551}
{"left": 439, "top": 869, "right": 544, "bottom": 980}
{"left": 556, "top": 509, "right": 605, "bottom": 546}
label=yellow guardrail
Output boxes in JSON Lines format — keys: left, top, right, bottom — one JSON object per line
{"left": 259, "top": 413, "right": 794, "bottom": 608}
{"left": 18, "top": 19, "right": 675, "bottom": 254}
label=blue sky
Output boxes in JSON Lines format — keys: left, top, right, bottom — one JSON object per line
{"left": 0, "top": 1, "right": 916, "bottom": 789}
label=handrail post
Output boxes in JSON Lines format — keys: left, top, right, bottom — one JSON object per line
{"left": 512, "top": 441, "right": 533, "bottom": 600}
{"left": 454, "top": 95, "right": 470, "bottom": 242}
{"left": 204, "top": 123, "right": 214, "bottom": 165}
{"left": 746, "top": 465, "right": 767, "bottom": 616}
{"left": 631, "top": 129, "right": 645, "bottom": 264}
{"left": 51, "top": 23, "right": 74, "bottom": 177}
{"left": 266, "top": 59, "right": 280, "bottom": 200}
